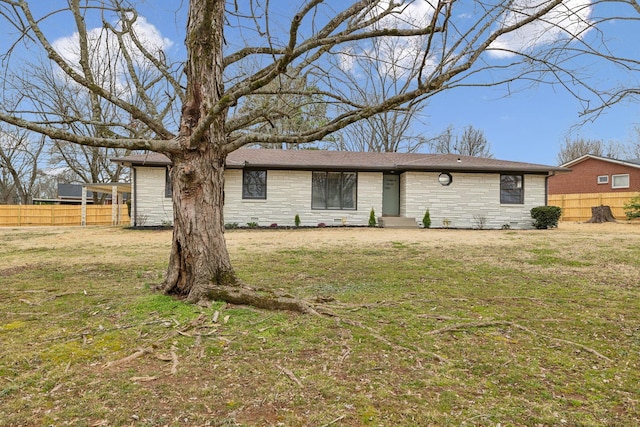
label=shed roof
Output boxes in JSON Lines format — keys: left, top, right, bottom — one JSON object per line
{"left": 113, "top": 149, "right": 567, "bottom": 174}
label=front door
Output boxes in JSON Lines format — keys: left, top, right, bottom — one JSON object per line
{"left": 382, "top": 174, "right": 400, "bottom": 216}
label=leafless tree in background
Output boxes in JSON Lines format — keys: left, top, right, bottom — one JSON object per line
{"left": 328, "top": 31, "right": 431, "bottom": 152}
{"left": 0, "top": 127, "right": 47, "bottom": 204}
{"left": 556, "top": 137, "right": 623, "bottom": 164}
{"left": 237, "top": 72, "right": 328, "bottom": 150}
{"left": 430, "top": 125, "right": 493, "bottom": 158}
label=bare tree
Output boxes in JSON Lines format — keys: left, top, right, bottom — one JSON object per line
{"left": 237, "top": 72, "right": 328, "bottom": 149}
{"left": 624, "top": 126, "right": 640, "bottom": 160}
{"left": 0, "top": 1, "right": 637, "bottom": 308}
{"left": 10, "top": 37, "right": 176, "bottom": 202}
{"left": 328, "top": 28, "right": 431, "bottom": 152}
{"left": 556, "top": 137, "right": 623, "bottom": 164}
{"left": 0, "top": 127, "right": 47, "bottom": 204}
{"left": 430, "top": 125, "right": 493, "bottom": 158}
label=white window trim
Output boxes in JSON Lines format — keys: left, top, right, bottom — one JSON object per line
{"left": 597, "top": 175, "right": 608, "bottom": 184}
{"left": 611, "top": 174, "right": 630, "bottom": 189}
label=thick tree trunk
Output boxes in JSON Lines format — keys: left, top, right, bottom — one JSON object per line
{"left": 155, "top": 0, "right": 315, "bottom": 312}
{"left": 157, "top": 146, "right": 237, "bottom": 303}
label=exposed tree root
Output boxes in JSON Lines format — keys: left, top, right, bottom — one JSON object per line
{"left": 332, "top": 315, "right": 448, "bottom": 363}
{"left": 198, "top": 284, "right": 321, "bottom": 315}
{"left": 428, "top": 320, "right": 612, "bottom": 362}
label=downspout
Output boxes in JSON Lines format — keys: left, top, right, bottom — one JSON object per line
{"left": 545, "top": 172, "right": 554, "bottom": 205}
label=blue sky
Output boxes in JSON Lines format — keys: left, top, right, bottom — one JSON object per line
{"left": 9, "top": 1, "right": 640, "bottom": 167}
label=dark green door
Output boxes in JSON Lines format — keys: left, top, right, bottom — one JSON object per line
{"left": 382, "top": 174, "right": 400, "bottom": 216}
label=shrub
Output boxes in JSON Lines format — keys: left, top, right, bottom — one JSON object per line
{"left": 530, "top": 206, "right": 562, "bottom": 229}
{"left": 624, "top": 194, "right": 640, "bottom": 219}
{"left": 225, "top": 222, "right": 239, "bottom": 230}
{"left": 317, "top": 222, "right": 326, "bottom": 228}
{"left": 270, "top": 223, "right": 278, "bottom": 228}
{"left": 368, "top": 208, "right": 377, "bottom": 227}
{"left": 294, "top": 214, "right": 301, "bottom": 227}
{"left": 422, "top": 209, "right": 431, "bottom": 228}
{"left": 247, "top": 222, "right": 259, "bottom": 228}
{"left": 473, "top": 214, "right": 487, "bottom": 230}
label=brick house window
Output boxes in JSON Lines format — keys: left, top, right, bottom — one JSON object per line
{"left": 597, "top": 175, "right": 608, "bottom": 184}
{"left": 611, "top": 174, "right": 629, "bottom": 189}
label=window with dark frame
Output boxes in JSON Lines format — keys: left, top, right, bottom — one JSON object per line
{"left": 311, "top": 171, "right": 357, "bottom": 210}
{"left": 165, "top": 167, "right": 172, "bottom": 198}
{"left": 242, "top": 170, "right": 267, "bottom": 199}
{"left": 500, "top": 174, "right": 524, "bottom": 204}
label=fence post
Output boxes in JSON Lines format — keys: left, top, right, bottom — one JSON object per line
{"left": 81, "top": 186, "right": 87, "bottom": 226}
{"left": 112, "top": 185, "right": 118, "bottom": 225}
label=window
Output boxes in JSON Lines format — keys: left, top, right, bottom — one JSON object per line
{"left": 500, "top": 174, "right": 524, "bottom": 204}
{"left": 597, "top": 175, "right": 609, "bottom": 184}
{"left": 312, "top": 171, "right": 357, "bottom": 210}
{"left": 165, "top": 167, "right": 172, "bottom": 198}
{"left": 612, "top": 174, "right": 629, "bottom": 189}
{"left": 242, "top": 170, "right": 267, "bottom": 199}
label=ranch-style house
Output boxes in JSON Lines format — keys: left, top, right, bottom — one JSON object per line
{"left": 112, "top": 149, "right": 567, "bottom": 229}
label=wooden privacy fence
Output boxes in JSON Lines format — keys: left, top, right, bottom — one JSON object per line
{"left": 548, "top": 191, "right": 639, "bottom": 222}
{"left": 0, "top": 204, "right": 130, "bottom": 227}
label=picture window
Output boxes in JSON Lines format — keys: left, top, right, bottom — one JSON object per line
{"left": 312, "top": 171, "right": 357, "bottom": 210}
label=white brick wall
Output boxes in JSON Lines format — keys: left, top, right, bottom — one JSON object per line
{"left": 132, "top": 166, "right": 547, "bottom": 229}
{"left": 224, "top": 170, "right": 382, "bottom": 227}
{"left": 403, "top": 172, "right": 547, "bottom": 229}
{"left": 131, "top": 167, "right": 174, "bottom": 226}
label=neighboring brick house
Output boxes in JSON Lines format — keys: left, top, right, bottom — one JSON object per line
{"left": 548, "top": 155, "right": 640, "bottom": 194}
{"left": 113, "top": 149, "right": 566, "bottom": 229}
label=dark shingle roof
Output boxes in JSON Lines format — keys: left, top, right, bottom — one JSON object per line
{"left": 113, "top": 149, "right": 566, "bottom": 174}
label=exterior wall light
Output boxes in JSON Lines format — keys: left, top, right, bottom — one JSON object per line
{"left": 438, "top": 172, "right": 453, "bottom": 186}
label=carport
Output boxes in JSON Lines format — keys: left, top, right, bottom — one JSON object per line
{"left": 81, "top": 183, "right": 131, "bottom": 226}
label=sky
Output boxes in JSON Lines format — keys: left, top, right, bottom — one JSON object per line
{"left": 4, "top": 1, "right": 640, "bottom": 167}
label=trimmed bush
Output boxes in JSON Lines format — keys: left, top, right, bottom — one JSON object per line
{"left": 294, "top": 214, "right": 301, "bottom": 227}
{"left": 530, "top": 206, "right": 562, "bottom": 229}
{"left": 368, "top": 208, "right": 377, "bottom": 227}
{"left": 624, "top": 195, "right": 640, "bottom": 220}
{"left": 422, "top": 209, "right": 431, "bottom": 228}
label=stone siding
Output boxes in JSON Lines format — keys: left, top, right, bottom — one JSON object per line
{"left": 132, "top": 166, "right": 547, "bottom": 229}
{"left": 224, "top": 170, "right": 382, "bottom": 227}
{"left": 402, "top": 172, "right": 547, "bottom": 229}
{"left": 131, "top": 167, "right": 173, "bottom": 226}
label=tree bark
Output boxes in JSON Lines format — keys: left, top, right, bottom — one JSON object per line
{"left": 586, "top": 205, "right": 617, "bottom": 223}
{"left": 155, "top": 0, "right": 315, "bottom": 313}
{"left": 155, "top": 0, "right": 238, "bottom": 304}
{"left": 157, "top": 146, "right": 236, "bottom": 303}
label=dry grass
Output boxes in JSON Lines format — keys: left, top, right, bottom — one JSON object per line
{"left": 1, "top": 223, "right": 639, "bottom": 426}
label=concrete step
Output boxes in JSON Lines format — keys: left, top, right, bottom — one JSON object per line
{"left": 378, "top": 216, "right": 419, "bottom": 229}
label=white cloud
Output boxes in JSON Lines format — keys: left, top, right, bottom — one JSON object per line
{"left": 52, "top": 15, "right": 173, "bottom": 90}
{"left": 489, "top": 0, "right": 593, "bottom": 58}
{"left": 338, "top": 1, "right": 438, "bottom": 78}
{"left": 372, "top": 0, "right": 436, "bottom": 29}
